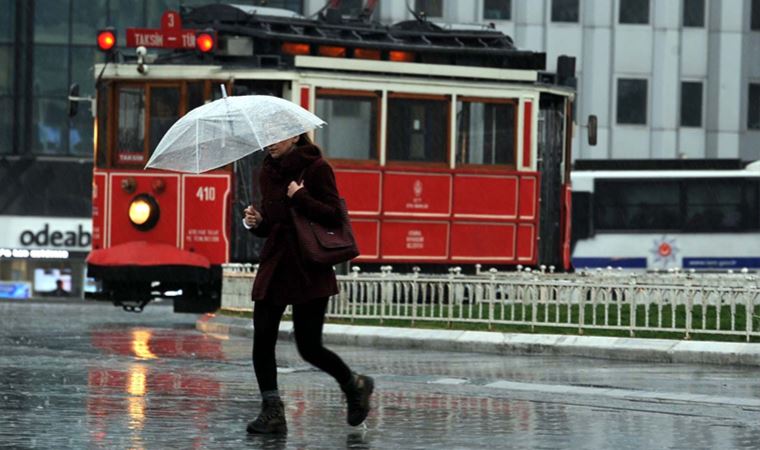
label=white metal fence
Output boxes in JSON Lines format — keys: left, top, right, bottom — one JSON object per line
{"left": 222, "top": 264, "right": 760, "bottom": 341}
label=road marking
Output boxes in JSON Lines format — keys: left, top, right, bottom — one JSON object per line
{"left": 484, "top": 380, "right": 760, "bottom": 408}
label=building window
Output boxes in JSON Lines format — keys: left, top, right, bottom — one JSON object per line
{"left": 456, "top": 99, "right": 516, "bottom": 166}
{"left": 552, "top": 0, "right": 579, "bottom": 23}
{"left": 749, "top": 84, "right": 760, "bottom": 130}
{"left": 616, "top": 78, "right": 647, "bottom": 125}
{"left": 680, "top": 81, "right": 703, "bottom": 127}
{"left": 0, "top": 0, "right": 13, "bottom": 43}
{"left": 484, "top": 0, "right": 511, "bottom": 20}
{"left": 753, "top": 0, "right": 760, "bottom": 30}
{"left": 683, "top": 0, "right": 705, "bottom": 27}
{"left": 315, "top": 91, "right": 379, "bottom": 161}
{"left": 415, "top": 0, "right": 443, "bottom": 18}
{"left": 386, "top": 95, "right": 448, "bottom": 163}
{"left": 333, "top": 0, "right": 364, "bottom": 16}
{"left": 619, "top": 0, "right": 649, "bottom": 24}
{"left": 249, "top": 0, "right": 304, "bottom": 14}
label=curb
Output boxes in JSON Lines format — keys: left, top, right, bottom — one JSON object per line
{"left": 196, "top": 314, "right": 760, "bottom": 367}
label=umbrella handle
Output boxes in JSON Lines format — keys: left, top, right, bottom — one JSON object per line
{"left": 220, "top": 84, "right": 228, "bottom": 98}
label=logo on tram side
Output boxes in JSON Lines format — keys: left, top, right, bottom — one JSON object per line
{"left": 405, "top": 179, "right": 429, "bottom": 210}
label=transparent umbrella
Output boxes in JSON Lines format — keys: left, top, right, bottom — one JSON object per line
{"left": 145, "top": 87, "right": 326, "bottom": 174}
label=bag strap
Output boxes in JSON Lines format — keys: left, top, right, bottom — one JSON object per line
{"left": 297, "top": 168, "right": 307, "bottom": 184}
{"left": 295, "top": 158, "right": 325, "bottom": 184}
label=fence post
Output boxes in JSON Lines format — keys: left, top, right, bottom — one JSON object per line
{"left": 352, "top": 266, "right": 362, "bottom": 323}
{"left": 628, "top": 276, "right": 636, "bottom": 337}
{"left": 488, "top": 268, "right": 497, "bottom": 331}
{"left": 684, "top": 274, "right": 693, "bottom": 340}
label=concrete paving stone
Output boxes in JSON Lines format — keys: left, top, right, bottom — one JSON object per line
{"left": 197, "top": 314, "right": 760, "bottom": 367}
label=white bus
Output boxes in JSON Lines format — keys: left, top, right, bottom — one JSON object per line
{"left": 571, "top": 160, "right": 760, "bottom": 271}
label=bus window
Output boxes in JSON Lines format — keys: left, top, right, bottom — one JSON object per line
{"left": 594, "top": 180, "right": 680, "bottom": 231}
{"left": 684, "top": 180, "right": 760, "bottom": 232}
{"left": 315, "top": 90, "right": 378, "bottom": 161}
{"left": 386, "top": 94, "right": 448, "bottom": 164}
{"left": 148, "top": 86, "right": 180, "bottom": 155}
{"left": 455, "top": 98, "right": 516, "bottom": 166}
{"left": 116, "top": 86, "right": 146, "bottom": 165}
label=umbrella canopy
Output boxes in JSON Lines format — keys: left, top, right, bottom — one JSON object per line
{"left": 145, "top": 92, "right": 326, "bottom": 173}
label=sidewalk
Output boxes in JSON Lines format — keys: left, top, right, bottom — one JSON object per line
{"left": 197, "top": 314, "right": 760, "bottom": 367}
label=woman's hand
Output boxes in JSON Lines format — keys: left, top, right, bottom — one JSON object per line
{"left": 244, "top": 205, "right": 263, "bottom": 229}
{"left": 287, "top": 181, "right": 304, "bottom": 198}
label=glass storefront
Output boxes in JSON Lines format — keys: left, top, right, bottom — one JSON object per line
{"left": 0, "top": 216, "right": 91, "bottom": 299}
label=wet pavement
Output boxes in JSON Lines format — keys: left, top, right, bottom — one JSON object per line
{"left": 1, "top": 300, "right": 760, "bottom": 449}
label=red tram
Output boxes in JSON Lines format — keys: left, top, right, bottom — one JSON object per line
{"left": 82, "top": 4, "right": 580, "bottom": 312}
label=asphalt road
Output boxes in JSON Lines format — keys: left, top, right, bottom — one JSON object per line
{"left": 1, "top": 299, "right": 759, "bottom": 449}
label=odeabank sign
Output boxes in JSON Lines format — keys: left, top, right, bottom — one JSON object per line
{"left": 19, "top": 224, "right": 91, "bottom": 248}
{"left": 1, "top": 216, "right": 92, "bottom": 251}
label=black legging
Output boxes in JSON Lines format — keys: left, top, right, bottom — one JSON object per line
{"left": 252, "top": 297, "right": 353, "bottom": 393}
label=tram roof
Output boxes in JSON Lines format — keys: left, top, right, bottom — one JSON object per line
{"left": 178, "top": 3, "right": 546, "bottom": 71}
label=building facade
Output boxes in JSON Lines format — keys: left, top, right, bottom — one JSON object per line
{"left": 372, "top": 0, "right": 760, "bottom": 162}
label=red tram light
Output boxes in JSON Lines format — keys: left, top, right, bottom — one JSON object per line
{"left": 354, "top": 48, "right": 381, "bottom": 60}
{"left": 195, "top": 30, "right": 216, "bottom": 53}
{"left": 97, "top": 28, "right": 116, "bottom": 52}
{"left": 318, "top": 45, "right": 346, "bottom": 58}
{"left": 389, "top": 50, "right": 415, "bottom": 62}
{"left": 282, "top": 42, "right": 311, "bottom": 56}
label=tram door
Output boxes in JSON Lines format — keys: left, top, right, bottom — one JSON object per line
{"left": 229, "top": 80, "right": 287, "bottom": 263}
{"left": 537, "top": 94, "right": 566, "bottom": 267}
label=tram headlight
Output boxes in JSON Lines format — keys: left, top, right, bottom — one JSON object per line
{"left": 128, "top": 194, "right": 160, "bottom": 231}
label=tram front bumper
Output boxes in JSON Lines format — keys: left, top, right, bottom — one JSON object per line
{"left": 86, "top": 241, "right": 212, "bottom": 283}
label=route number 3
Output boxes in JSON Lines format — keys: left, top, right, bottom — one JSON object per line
{"left": 196, "top": 186, "right": 216, "bottom": 201}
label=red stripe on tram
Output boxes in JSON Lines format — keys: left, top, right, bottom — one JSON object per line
{"left": 300, "top": 86, "right": 310, "bottom": 110}
{"left": 523, "top": 101, "right": 532, "bottom": 168}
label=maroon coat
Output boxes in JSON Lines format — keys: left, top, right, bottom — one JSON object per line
{"left": 249, "top": 144, "right": 342, "bottom": 304}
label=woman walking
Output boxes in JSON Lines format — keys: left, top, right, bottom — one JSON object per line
{"left": 243, "top": 133, "right": 373, "bottom": 434}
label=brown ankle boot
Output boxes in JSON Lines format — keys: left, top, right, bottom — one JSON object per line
{"left": 340, "top": 373, "right": 374, "bottom": 426}
{"left": 247, "top": 398, "right": 287, "bottom": 434}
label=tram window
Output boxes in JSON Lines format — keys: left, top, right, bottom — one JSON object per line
{"left": 186, "top": 82, "right": 205, "bottom": 112}
{"left": 116, "top": 87, "right": 146, "bottom": 165}
{"left": 455, "top": 99, "right": 515, "bottom": 166}
{"left": 95, "top": 84, "right": 108, "bottom": 168}
{"left": 386, "top": 96, "right": 448, "bottom": 164}
{"left": 594, "top": 180, "right": 680, "bottom": 231}
{"left": 149, "top": 87, "right": 180, "bottom": 156}
{"left": 314, "top": 92, "right": 378, "bottom": 161}
{"left": 684, "top": 180, "right": 760, "bottom": 232}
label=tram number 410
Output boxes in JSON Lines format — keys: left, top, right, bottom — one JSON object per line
{"left": 196, "top": 186, "right": 216, "bottom": 202}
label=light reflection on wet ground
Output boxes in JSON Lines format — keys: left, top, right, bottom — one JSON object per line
{"left": 1, "top": 301, "right": 759, "bottom": 449}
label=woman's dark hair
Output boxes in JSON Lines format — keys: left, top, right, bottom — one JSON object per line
{"left": 295, "top": 133, "right": 313, "bottom": 147}
{"left": 295, "top": 133, "right": 323, "bottom": 155}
